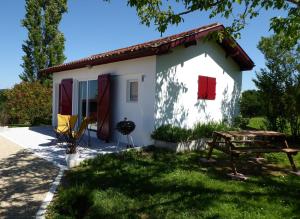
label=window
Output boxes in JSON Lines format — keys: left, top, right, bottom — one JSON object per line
{"left": 198, "top": 76, "right": 216, "bottom": 100}
{"left": 127, "top": 80, "right": 138, "bottom": 102}
{"left": 78, "top": 80, "right": 98, "bottom": 131}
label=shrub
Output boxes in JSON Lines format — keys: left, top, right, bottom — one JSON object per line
{"left": 192, "top": 122, "right": 232, "bottom": 138}
{"left": 0, "top": 109, "right": 9, "bottom": 126}
{"left": 151, "top": 125, "right": 193, "bottom": 143}
{"left": 151, "top": 122, "right": 232, "bottom": 142}
{"left": 0, "top": 89, "right": 7, "bottom": 110}
{"left": 233, "top": 115, "right": 250, "bottom": 129}
{"left": 3, "top": 82, "right": 52, "bottom": 125}
{"left": 0, "top": 90, "right": 8, "bottom": 125}
{"left": 240, "top": 90, "right": 264, "bottom": 117}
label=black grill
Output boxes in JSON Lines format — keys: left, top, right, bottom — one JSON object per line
{"left": 116, "top": 117, "right": 135, "bottom": 147}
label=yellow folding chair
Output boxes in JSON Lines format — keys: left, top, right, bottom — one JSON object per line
{"left": 54, "top": 114, "right": 78, "bottom": 143}
{"left": 69, "top": 117, "right": 91, "bottom": 148}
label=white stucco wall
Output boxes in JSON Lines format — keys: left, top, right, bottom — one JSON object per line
{"left": 155, "top": 39, "right": 242, "bottom": 129}
{"left": 52, "top": 56, "right": 156, "bottom": 146}
{"left": 52, "top": 39, "right": 244, "bottom": 146}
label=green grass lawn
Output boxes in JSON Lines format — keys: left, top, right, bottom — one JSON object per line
{"left": 247, "top": 117, "right": 267, "bottom": 130}
{"left": 47, "top": 147, "right": 300, "bottom": 219}
{"left": 247, "top": 116, "right": 297, "bottom": 135}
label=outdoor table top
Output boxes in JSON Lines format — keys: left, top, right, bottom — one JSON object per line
{"left": 214, "top": 130, "right": 286, "bottom": 139}
{"left": 208, "top": 130, "right": 299, "bottom": 175}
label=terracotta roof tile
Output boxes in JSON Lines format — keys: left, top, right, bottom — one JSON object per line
{"left": 40, "top": 23, "right": 254, "bottom": 74}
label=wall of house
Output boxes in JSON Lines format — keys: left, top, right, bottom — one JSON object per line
{"left": 155, "top": 39, "right": 242, "bottom": 129}
{"left": 52, "top": 56, "right": 156, "bottom": 146}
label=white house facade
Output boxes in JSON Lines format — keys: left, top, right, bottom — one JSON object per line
{"left": 41, "top": 23, "right": 254, "bottom": 146}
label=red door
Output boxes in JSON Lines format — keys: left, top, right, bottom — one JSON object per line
{"left": 97, "top": 74, "right": 111, "bottom": 142}
{"left": 59, "top": 79, "right": 73, "bottom": 115}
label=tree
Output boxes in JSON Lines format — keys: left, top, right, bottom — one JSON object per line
{"left": 240, "top": 90, "right": 263, "bottom": 117}
{"left": 110, "top": 0, "right": 300, "bottom": 47}
{"left": 0, "top": 90, "right": 8, "bottom": 125}
{"left": 254, "top": 33, "right": 300, "bottom": 135}
{"left": 20, "top": 0, "right": 67, "bottom": 84}
{"left": 0, "top": 89, "right": 7, "bottom": 110}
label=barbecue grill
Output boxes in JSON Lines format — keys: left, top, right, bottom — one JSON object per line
{"left": 116, "top": 117, "right": 135, "bottom": 147}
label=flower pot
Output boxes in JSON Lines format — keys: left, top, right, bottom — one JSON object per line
{"left": 65, "top": 152, "right": 80, "bottom": 168}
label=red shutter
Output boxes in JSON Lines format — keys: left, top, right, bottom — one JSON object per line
{"left": 59, "top": 79, "right": 73, "bottom": 115}
{"left": 207, "top": 77, "right": 216, "bottom": 100}
{"left": 198, "top": 76, "right": 216, "bottom": 100}
{"left": 97, "top": 74, "right": 111, "bottom": 142}
{"left": 198, "top": 76, "right": 208, "bottom": 99}
{"left": 58, "top": 84, "right": 62, "bottom": 114}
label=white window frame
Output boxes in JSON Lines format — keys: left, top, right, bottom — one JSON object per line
{"left": 126, "top": 79, "right": 139, "bottom": 102}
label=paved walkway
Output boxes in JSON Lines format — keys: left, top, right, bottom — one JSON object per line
{"left": 0, "top": 126, "right": 129, "bottom": 218}
{"left": 0, "top": 136, "right": 59, "bottom": 218}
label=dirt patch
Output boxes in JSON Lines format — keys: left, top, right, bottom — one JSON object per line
{"left": 0, "top": 136, "right": 60, "bottom": 218}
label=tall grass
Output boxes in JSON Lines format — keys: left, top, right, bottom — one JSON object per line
{"left": 192, "top": 122, "right": 232, "bottom": 138}
{"left": 151, "top": 122, "right": 233, "bottom": 142}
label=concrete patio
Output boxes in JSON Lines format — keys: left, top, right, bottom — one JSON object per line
{"left": 0, "top": 126, "right": 128, "bottom": 168}
{"left": 0, "top": 126, "right": 134, "bottom": 218}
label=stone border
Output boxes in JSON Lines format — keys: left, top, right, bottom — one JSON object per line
{"left": 36, "top": 168, "right": 65, "bottom": 219}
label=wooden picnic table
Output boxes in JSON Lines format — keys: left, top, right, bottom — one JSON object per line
{"left": 206, "top": 130, "right": 300, "bottom": 175}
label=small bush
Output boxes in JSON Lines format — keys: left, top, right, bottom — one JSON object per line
{"left": 0, "top": 109, "right": 9, "bottom": 126}
{"left": 193, "top": 122, "right": 232, "bottom": 138}
{"left": 152, "top": 122, "right": 232, "bottom": 142}
{"left": 233, "top": 115, "right": 250, "bottom": 129}
{"left": 151, "top": 125, "right": 192, "bottom": 143}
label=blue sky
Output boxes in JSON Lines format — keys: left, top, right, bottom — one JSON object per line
{"left": 0, "top": 1, "right": 286, "bottom": 90}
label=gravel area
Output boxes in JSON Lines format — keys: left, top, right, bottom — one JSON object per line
{"left": 0, "top": 136, "right": 60, "bottom": 218}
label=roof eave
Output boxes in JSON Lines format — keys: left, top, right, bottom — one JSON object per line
{"left": 40, "top": 23, "right": 254, "bottom": 74}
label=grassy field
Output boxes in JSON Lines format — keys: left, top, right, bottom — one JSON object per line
{"left": 47, "top": 147, "right": 300, "bottom": 219}
{"left": 247, "top": 117, "right": 297, "bottom": 139}
{"left": 247, "top": 117, "right": 267, "bottom": 130}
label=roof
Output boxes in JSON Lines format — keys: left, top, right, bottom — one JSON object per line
{"left": 40, "top": 23, "right": 254, "bottom": 74}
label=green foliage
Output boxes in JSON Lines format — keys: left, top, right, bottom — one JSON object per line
{"left": 151, "top": 122, "right": 232, "bottom": 142}
{"left": 248, "top": 117, "right": 268, "bottom": 130}
{"left": 0, "top": 89, "right": 7, "bottom": 110}
{"left": 107, "top": 0, "right": 300, "bottom": 48}
{"left": 240, "top": 90, "right": 263, "bottom": 117}
{"left": 0, "top": 89, "right": 9, "bottom": 125}
{"left": 151, "top": 125, "right": 193, "bottom": 142}
{"left": 51, "top": 186, "right": 92, "bottom": 218}
{"left": 3, "top": 82, "right": 52, "bottom": 125}
{"left": 233, "top": 115, "right": 250, "bottom": 129}
{"left": 20, "top": 0, "right": 67, "bottom": 84}
{"left": 193, "top": 122, "right": 232, "bottom": 138}
{"left": 46, "top": 148, "right": 300, "bottom": 218}
{"left": 254, "top": 33, "right": 300, "bottom": 135}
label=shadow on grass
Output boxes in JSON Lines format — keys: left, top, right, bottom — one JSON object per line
{"left": 48, "top": 147, "right": 300, "bottom": 218}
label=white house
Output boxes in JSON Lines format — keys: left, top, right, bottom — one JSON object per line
{"left": 41, "top": 23, "right": 254, "bottom": 146}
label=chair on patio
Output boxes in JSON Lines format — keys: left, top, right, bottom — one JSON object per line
{"left": 54, "top": 114, "right": 78, "bottom": 143}
{"left": 68, "top": 117, "right": 91, "bottom": 148}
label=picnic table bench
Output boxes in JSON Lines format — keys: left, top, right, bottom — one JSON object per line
{"left": 206, "top": 130, "right": 300, "bottom": 176}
